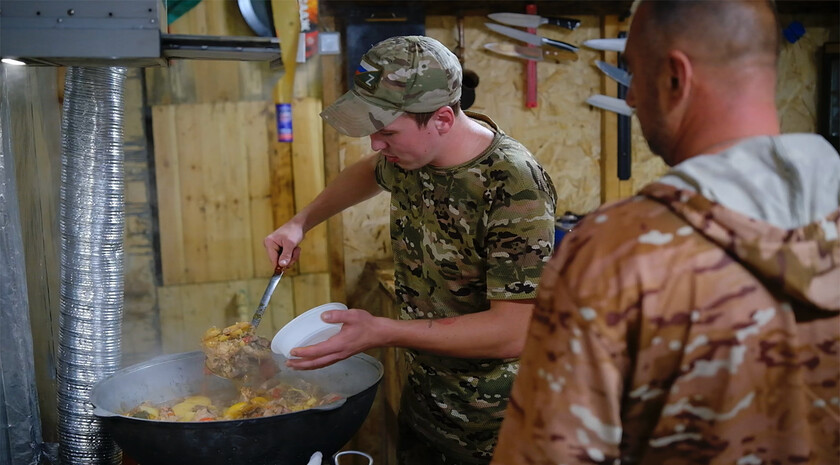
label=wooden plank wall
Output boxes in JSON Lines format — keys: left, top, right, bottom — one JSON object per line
{"left": 158, "top": 277, "right": 295, "bottom": 353}
{"left": 153, "top": 101, "right": 273, "bottom": 285}
{"left": 7, "top": 66, "right": 63, "bottom": 443}
{"left": 320, "top": 15, "right": 348, "bottom": 304}
{"left": 146, "top": 0, "right": 336, "bottom": 352}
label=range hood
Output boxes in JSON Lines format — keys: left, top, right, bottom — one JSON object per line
{"left": 0, "top": 0, "right": 282, "bottom": 67}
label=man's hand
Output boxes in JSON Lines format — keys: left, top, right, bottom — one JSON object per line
{"left": 285, "top": 309, "right": 384, "bottom": 370}
{"left": 264, "top": 222, "right": 304, "bottom": 268}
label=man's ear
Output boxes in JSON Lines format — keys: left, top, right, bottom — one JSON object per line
{"left": 666, "top": 50, "right": 693, "bottom": 104}
{"left": 432, "top": 105, "right": 456, "bottom": 134}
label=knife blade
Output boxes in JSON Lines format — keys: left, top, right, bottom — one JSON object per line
{"left": 484, "top": 42, "right": 579, "bottom": 63}
{"left": 595, "top": 60, "right": 632, "bottom": 87}
{"left": 582, "top": 38, "right": 626, "bottom": 52}
{"left": 485, "top": 23, "right": 578, "bottom": 53}
{"left": 488, "top": 12, "right": 580, "bottom": 31}
{"left": 586, "top": 94, "right": 634, "bottom": 116}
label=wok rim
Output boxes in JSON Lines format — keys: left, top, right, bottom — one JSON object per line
{"left": 89, "top": 350, "right": 384, "bottom": 425}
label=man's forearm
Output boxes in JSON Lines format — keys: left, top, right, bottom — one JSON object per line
{"left": 296, "top": 153, "right": 383, "bottom": 232}
{"left": 377, "top": 300, "right": 534, "bottom": 359}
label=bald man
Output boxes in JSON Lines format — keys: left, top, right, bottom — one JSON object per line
{"left": 491, "top": 1, "right": 840, "bottom": 464}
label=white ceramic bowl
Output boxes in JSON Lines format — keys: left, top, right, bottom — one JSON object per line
{"left": 271, "top": 302, "right": 347, "bottom": 358}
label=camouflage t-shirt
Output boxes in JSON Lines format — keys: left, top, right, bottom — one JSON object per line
{"left": 375, "top": 112, "right": 557, "bottom": 464}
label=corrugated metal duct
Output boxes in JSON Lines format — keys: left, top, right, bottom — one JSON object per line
{"left": 56, "top": 66, "right": 127, "bottom": 465}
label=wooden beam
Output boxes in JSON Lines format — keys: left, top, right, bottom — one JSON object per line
{"left": 323, "top": 0, "right": 634, "bottom": 16}
{"left": 291, "top": 97, "right": 329, "bottom": 274}
{"left": 322, "top": 0, "right": 838, "bottom": 16}
{"left": 242, "top": 102, "right": 276, "bottom": 278}
{"left": 13, "top": 67, "right": 63, "bottom": 442}
{"left": 152, "top": 105, "right": 186, "bottom": 284}
{"left": 321, "top": 16, "right": 348, "bottom": 305}
{"left": 266, "top": 114, "right": 297, "bottom": 275}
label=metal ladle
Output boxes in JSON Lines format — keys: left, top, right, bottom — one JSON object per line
{"left": 250, "top": 263, "right": 285, "bottom": 330}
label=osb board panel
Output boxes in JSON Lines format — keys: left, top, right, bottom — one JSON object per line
{"left": 153, "top": 101, "right": 276, "bottom": 285}
{"left": 449, "top": 15, "right": 606, "bottom": 215}
{"left": 158, "top": 278, "right": 295, "bottom": 354}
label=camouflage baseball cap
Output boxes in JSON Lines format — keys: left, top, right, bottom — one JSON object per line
{"left": 321, "top": 35, "right": 462, "bottom": 137}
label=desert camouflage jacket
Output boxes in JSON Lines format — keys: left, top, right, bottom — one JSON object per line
{"left": 376, "top": 112, "right": 557, "bottom": 464}
{"left": 492, "top": 181, "right": 839, "bottom": 464}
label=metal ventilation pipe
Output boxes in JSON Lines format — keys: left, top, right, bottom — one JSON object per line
{"left": 57, "top": 66, "right": 127, "bottom": 465}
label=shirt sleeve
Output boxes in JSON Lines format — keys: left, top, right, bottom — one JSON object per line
{"left": 374, "top": 156, "right": 395, "bottom": 193}
{"left": 484, "top": 158, "right": 557, "bottom": 300}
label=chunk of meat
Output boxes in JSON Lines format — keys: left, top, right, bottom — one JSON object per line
{"left": 201, "top": 321, "right": 275, "bottom": 380}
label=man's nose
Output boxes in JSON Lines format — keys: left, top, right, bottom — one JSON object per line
{"left": 370, "top": 134, "right": 386, "bottom": 152}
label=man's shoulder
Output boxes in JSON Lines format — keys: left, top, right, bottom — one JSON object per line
{"left": 493, "top": 133, "right": 533, "bottom": 159}
{"left": 483, "top": 136, "right": 552, "bottom": 180}
{"left": 577, "top": 195, "right": 684, "bottom": 236}
{"left": 560, "top": 194, "right": 710, "bottom": 267}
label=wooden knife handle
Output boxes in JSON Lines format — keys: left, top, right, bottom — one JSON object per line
{"left": 542, "top": 37, "right": 579, "bottom": 53}
{"left": 546, "top": 16, "right": 581, "bottom": 30}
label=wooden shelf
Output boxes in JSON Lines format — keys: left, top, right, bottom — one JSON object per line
{"left": 323, "top": 1, "right": 633, "bottom": 17}
{"left": 322, "top": 0, "right": 838, "bottom": 17}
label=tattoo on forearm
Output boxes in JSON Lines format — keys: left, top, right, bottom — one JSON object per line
{"left": 429, "top": 317, "right": 457, "bottom": 328}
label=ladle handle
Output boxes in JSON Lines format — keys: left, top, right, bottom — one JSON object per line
{"left": 250, "top": 265, "right": 284, "bottom": 329}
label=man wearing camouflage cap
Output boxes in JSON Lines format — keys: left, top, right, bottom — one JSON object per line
{"left": 264, "top": 35, "right": 557, "bottom": 464}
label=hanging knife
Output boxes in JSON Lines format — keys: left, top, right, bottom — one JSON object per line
{"left": 484, "top": 43, "right": 578, "bottom": 63}
{"left": 582, "top": 38, "right": 626, "bottom": 52}
{"left": 485, "top": 23, "right": 578, "bottom": 53}
{"left": 488, "top": 12, "right": 581, "bottom": 31}
{"left": 595, "top": 60, "right": 632, "bottom": 87}
{"left": 586, "top": 94, "right": 634, "bottom": 116}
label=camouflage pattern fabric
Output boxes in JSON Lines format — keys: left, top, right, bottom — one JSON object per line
{"left": 492, "top": 182, "right": 840, "bottom": 465}
{"left": 321, "top": 36, "right": 462, "bottom": 137}
{"left": 375, "top": 112, "right": 557, "bottom": 464}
